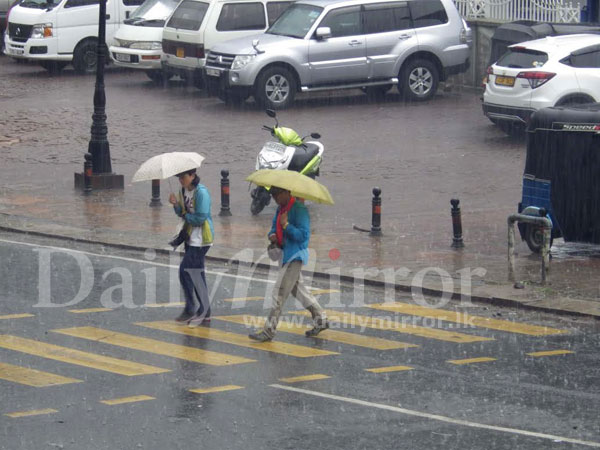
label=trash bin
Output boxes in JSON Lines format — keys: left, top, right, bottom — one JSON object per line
{"left": 524, "top": 104, "right": 600, "bottom": 244}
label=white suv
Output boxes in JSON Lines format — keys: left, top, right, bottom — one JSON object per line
{"left": 483, "top": 34, "right": 600, "bottom": 134}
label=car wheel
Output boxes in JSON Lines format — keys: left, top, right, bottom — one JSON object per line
{"left": 146, "top": 70, "right": 173, "bottom": 85}
{"left": 400, "top": 59, "right": 438, "bottom": 101}
{"left": 255, "top": 67, "right": 296, "bottom": 110}
{"left": 362, "top": 84, "right": 392, "bottom": 100}
{"left": 524, "top": 224, "right": 553, "bottom": 253}
{"left": 72, "top": 40, "right": 98, "bottom": 74}
{"left": 39, "top": 61, "right": 67, "bottom": 74}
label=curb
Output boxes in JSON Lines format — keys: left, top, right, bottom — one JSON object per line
{"left": 2, "top": 223, "right": 599, "bottom": 320}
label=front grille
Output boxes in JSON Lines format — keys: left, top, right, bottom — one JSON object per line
{"left": 162, "top": 39, "right": 204, "bottom": 58}
{"left": 206, "top": 52, "right": 235, "bottom": 69}
{"left": 8, "top": 23, "right": 32, "bottom": 42}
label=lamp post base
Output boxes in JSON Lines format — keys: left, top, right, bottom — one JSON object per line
{"left": 74, "top": 172, "right": 124, "bottom": 190}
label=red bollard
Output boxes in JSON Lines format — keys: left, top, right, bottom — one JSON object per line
{"left": 219, "top": 169, "right": 232, "bottom": 216}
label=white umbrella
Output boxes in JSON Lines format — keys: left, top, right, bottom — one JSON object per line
{"left": 132, "top": 152, "right": 205, "bottom": 182}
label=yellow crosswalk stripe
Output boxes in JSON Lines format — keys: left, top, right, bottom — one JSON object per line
{"left": 215, "top": 315, "right": 418, "bottom": 350}
{"left": 279, "top": 374, "right": 330, "bottom": 383}
{"left": 190, "top": 385, "right": 244, "bottom": 394}
{"left": 136, "top": 321, "right": 338, "bottom": 358}
{"left": 0, "top": 314, "right": 34, "bottom": 320}
{"left": 0, "top": 335, "right": 169, "bottom": 376}
{"left": 223, "top": 297, "right": 264, "bottom": 302}
{"left": 291, "top": 310, "right": 492, "bottom": 343}
{"left": 0, "top": 362, "right": 82, "bottom": 387}
{"left": 5, "top": 408, "right": 58, "bottom": 418}
{"left": 309, "top": 289, "right": 340, "bottom": 295}
{"left": 527, "top": 350, "right": 574, "bottom": 357}
{"left": 101, "top": 395, "right": 155, "bottom": 405}
{"left": 52, "top": 327, "right": 255, "bottom": 366}
{"left": 365, "top": 365, "right": 414, "bottom": 373}
{"left": 143, "top": 302, "right": 185, "bottom": 308}
{"left": 369, "top": 302, "right": 567, "bottom": 336}
{"left": 448, "top": 357, "right": 497, "bottom": 365}
{"left": 68, "top": 308, "right": 113, "bottom": 314}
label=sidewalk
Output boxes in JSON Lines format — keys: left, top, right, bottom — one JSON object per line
{"left": 0, "top": 161, "right": 599, "bottom": 318}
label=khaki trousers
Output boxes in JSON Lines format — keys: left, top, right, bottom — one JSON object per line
{"left": 263, "top": 260, "right": 325, "bottom": 338}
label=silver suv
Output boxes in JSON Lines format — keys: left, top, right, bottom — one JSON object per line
{"left": 204, "top": 0, "right": 471, "bottom": 108}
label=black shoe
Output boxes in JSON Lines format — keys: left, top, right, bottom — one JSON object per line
{"left": 175, "top": 311, "right": 194, "bottom": 323}
{"left": 248, "top": 331, "right": 272, "bottom": 342}
{"left": 305, "top": 319, "right": 329, "bottom": 337}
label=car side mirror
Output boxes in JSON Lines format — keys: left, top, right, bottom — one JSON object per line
{"left": 315, "top": 27, "right": 331, "bottom": 40}
{"left": 311, "top": 133, "right": 321, "bottom": 139}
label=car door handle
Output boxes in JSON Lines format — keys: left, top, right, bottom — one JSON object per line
{"left": 348, "top": 40, "right": 362, "bottom": 46}
{"left": 398, "top": 34, "right": 411, "bottom": 40}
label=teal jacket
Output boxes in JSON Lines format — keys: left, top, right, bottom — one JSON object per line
{"left": 269, "top": 200, "right": 310, "bottom": 265}
{"left": 173, "top": 183, "right": 214, "bottom": 245}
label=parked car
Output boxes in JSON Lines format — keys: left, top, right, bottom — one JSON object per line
{"left": 161, "top": 0, "right": 294, "bottom": 88}
{"left": 483, "top": 34, "right": 600, "bottom": 135}
{"left": 1, "top": 0, "right": 19, "bottom": 47}
{"left": 109, "top": 0, "right": 181, "bottom": 83}
{"left": 4, "top": 0, "right": 144, "bottom": 73}
{"left": 203, "top": 0, "right": 471, "bottom": 108}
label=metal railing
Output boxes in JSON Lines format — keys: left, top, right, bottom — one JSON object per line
{"left": 454, "top": 0, "right": 581, "bottom": 22}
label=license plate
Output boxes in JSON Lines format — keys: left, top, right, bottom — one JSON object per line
{"left": 176, "top": 47, "right": 184, "bottom": 58}
{"left": 114, "top": 53, "right": 131, "bottom": 62}
{"left": 264, "top": 141, "right": 287, "bottom": 153}
{"left": 206, "top": 68, "right": 221, "bottom": 77}
{"left": 495, "top": 76, "right": 515, "bottom": 87}
{"left": 8, "top": 47, "right": 24, "bottom": 56}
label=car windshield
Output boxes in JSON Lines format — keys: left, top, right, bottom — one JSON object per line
{"left": 496, "top": 48, "right": 549, "bottom": 68}
{"left": 266, "top": 3, "right": 323, "bottom": 39}
{"left": 19, "top": 0, "right": 56, "bottom": 8}
{"left": 125, "top": 0, "right": 180, "bottom": 25}
{"left": 166, "top": 0, "right": 209, "bottom": 30}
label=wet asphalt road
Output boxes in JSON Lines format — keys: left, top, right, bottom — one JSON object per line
{"left": 1, "top": 232, "right": 599, "bottom": 450}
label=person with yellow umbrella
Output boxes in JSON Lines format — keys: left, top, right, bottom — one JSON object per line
{"left": 246, "top": 170, "right": 334, "bottom": 342}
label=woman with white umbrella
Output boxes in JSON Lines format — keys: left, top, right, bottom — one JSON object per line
{"left": 169, "top": 168, "right": 215, "bottom": 325}
{"left": 132, "top": 152, "right": 214, "bottom": 325}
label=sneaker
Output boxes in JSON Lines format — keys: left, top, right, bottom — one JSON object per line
{"left": 174, "top": 311, "right": 194, "bottom": 323}
{"left": 188, "top": 314, "right": 211, "bottom": 327}
{"left": 248, "top": 331, "right": 272, "bottom": 342}
{"left": 305, "top": 319, "right": 329, "bottom": 337}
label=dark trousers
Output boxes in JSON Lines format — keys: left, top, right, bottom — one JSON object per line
{"left": 179, "top": 245, "right": 210, "bottom": 317}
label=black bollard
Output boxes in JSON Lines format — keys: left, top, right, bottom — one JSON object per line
{"left": 149, "top": 179, "right": 162, "bottom": 207}
{"left": 219, "top": 169, "right": 232, "bottom": 216}
{"left": 451, "top": 198, "right": 464, "bottom": 248}
{"left": 83, "top": 152, "right": 93, "bottom": 195}
{"left": 370, "top": 187, "right": 382, "bottom": 236}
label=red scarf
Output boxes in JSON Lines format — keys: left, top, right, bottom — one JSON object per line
{"left": 276, "top": 197, "right": 295, "bottom": 246}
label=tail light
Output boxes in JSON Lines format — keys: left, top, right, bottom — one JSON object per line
{"left": 517, "top": 71, "right": 556, "bottom": 89}
{"left": 196, "top": 44, "right": 204, "bottom": 59}
{"left": 482, "top": 66, "right": 493, "bottom": 87}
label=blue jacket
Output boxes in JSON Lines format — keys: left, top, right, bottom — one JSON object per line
{"left": 269, "top": 200, "right": 310, "bottom": 265}
{"left": 174, "top": 183, "right": 214, "bottom": 245}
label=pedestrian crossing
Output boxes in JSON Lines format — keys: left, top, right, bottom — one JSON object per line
{"left": 0, "top": 300, "right": 573, "bottom": 397}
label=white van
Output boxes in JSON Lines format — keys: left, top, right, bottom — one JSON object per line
{"left": 109, "top": 0, "right": 180, "bottom": 83}
{"left": 161, "top": 0, "right": 293, "bottom": 88}
{"left": 4, "top": 0, "right": 144, "bottom": 73}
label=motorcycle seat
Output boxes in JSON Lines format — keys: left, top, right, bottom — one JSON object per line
{"left": 288, "top": 144, "right": 320, "bottom": 172}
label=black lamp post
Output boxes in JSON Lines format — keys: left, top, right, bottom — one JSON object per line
{"left": 75, "top": 0, "right": 123, "bottom": 190}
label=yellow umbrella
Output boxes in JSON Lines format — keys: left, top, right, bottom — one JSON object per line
{"left": 246, "top": 169, "right": 334, "bottom": 205}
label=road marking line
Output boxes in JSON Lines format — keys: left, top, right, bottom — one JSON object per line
{"left": 136, "top": 321, "right": 338, "bottom": 358}
{"left": 0, "top": 238, "right": 274, "bottom": 284}
{"left": 52, "top": 327, "right": 255, "bottom": 366}
{"left": 309, "top": 289, "right": 340, "bottom": 295}
{"left": 190, "top": 385, "right": 244, "bottom": 394}
{"left": 291, "top": 310, "right": 493, "bottom": 343}
{"left": 527, "top": 350, "right": 574, "bottom": 357}
{"left": 447, "top": 357, "right": 497, "bottom": 365}
{"left": 0, "top": 362, "right": 82, "bottom": 387}
{"left": 223, "top": 297, "right": 265, "bottom": 302}
{"left": 279, "top": 374, "right": 330, "bottom": 383}
{"left": 143, "top": 302, "right": 185, "bottom": 308}
{"left": 5, "top": 408, "right": 58, "bottom": 418}
{"left": 68, "top": 308, "right": 113, "bottom": 314}
{"left": 365, "top": 365, "right": 414, "bottom": 373}
{"left": 215, "top": 315, "right": 417, "bottom": 350}
{"left": 0, "top": 314, "right": 34, "bottom": 320}
{"left": 100, "top": 395, "right": 155, "bottom": 405}
{"left": 0, "top": 335, "right": 169, "bottom": 376}
{"left": 369, "top": 302, "right": 567, "bottom": 336}
{"left": 269, "top": 384, "right": 600, "bottom": 448}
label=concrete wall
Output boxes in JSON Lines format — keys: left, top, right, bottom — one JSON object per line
{"left": 453, "top": 20, "right": 502, "bottom": 89}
